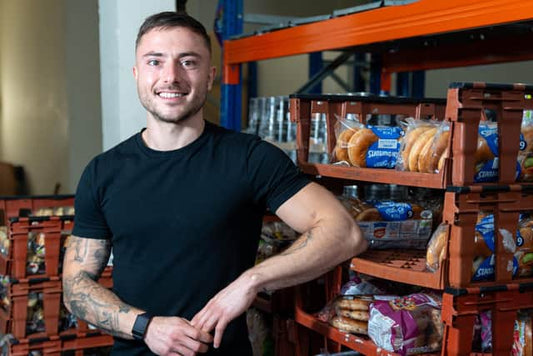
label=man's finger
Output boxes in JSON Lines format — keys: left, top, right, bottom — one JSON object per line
{"left": 213, "top": 319, "right": 229, "bottom": 349}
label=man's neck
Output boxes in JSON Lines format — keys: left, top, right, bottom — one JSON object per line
{"left": 142, "top": 118, "right": 205, "bottom": 151}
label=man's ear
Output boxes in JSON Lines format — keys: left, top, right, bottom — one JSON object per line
{"left": 133, "top": 66, "right": 138, "bottom": 79}
{"left": 207, "top": 66, "right": 216, "bottom": 91}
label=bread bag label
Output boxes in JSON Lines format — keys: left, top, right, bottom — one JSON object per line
{"left": 474, "top": 124, "right": 524, "bottom": 182}
{"left": 374, "top": 202, "right": 414, "bottom": 221}
{"left": 365, "top": 126, "right": 403, "bottom": 168}
{"left": 472, "top": 214, "right": 519, "bottom": 281}
{"left": 368, "top": 293, "right": 443, "bottom": 355}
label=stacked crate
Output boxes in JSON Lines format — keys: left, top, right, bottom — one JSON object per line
{"left": 290, "top": 83, "right": 533, "bottom": 355}
{"left": 0, "top": 197, "right": 113, "bottom": 355}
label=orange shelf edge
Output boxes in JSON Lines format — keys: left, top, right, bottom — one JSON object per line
{"left": 294, "top": 306, "right": 402, "bottom": 356}
{"left": 299, "top": 163, "right": 447, "bottom": 189}
{"left": 224, "top": 0, "right": 533, "bottom": 65}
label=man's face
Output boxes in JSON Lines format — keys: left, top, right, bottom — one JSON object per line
{"left": 133, "top": 27, "right": 215, "bottom": 124}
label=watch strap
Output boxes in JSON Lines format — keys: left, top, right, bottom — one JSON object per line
{"left": 132, "top": 312, "right": 153, "bottom": 340}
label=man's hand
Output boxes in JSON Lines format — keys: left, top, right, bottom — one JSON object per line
{"left": 191, "top": 273, "right": 259, "bottom": 349}
{"left": 144, "top": 316, "right": 213, "bottom": 356}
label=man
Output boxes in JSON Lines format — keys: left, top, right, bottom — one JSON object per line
{"left": 63, "top": 11, "right": 367, "bottom": 356}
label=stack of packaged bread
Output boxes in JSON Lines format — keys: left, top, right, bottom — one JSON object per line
{"left": 331, "top": 111, "right": 533, "bottom": 182}
{"left": 426, "top": 213, "right": 533, "bottom": 280}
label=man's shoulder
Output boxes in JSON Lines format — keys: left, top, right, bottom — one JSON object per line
{"left": 205, "top": 121, "right": 262, "bottom": 148}
{"left": 87, "top": 133, "right": 139, "bottom": 169}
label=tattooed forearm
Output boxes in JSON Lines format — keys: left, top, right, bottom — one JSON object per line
{"left": 279, "top": 231, "right": 313, "bottom": 256}
{"left": 63, "top": 236, "right": 136, "bottom": 339}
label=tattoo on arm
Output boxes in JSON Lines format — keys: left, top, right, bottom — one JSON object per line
{"left": 64, "top": 238, "right": 133, "bottom": 338}
{"left": 279, "top": 231, "right": 313, "bottom": 256}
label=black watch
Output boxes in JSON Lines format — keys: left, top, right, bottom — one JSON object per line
{"left": 132, "top": 312, "right": 153, "bottom": 340}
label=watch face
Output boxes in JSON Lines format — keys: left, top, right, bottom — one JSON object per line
{"left": 133, "top": 313, "right": 152, "bottom": 340}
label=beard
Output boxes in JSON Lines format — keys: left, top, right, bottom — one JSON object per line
{"left": 139, "top": 86, "right": 208, "bottom": 124}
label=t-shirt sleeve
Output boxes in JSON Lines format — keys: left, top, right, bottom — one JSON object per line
{"left": 72, "top": 160, "right": 112, "bottom": 239}
{"left": 246, "top": 139, "right": 310, "bottom": 212}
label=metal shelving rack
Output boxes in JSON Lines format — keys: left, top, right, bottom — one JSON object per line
{"left": 220, "top": 0, "right": 533, "bottom": 129}
{"left": 220, "top": 1, "right": 533, "bottom": 354}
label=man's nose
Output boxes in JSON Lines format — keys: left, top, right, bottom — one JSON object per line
{"left": 162, "top": 63, "right": 181, "bottom": 83}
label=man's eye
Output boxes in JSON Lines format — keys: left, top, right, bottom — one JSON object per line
{"left": 147, "top": 59, "right": 160, "bottom": 66}
{"left": 181, "top": 59, "right": 197, "bottom": 68}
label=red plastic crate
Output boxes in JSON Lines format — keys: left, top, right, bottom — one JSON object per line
{"left": 441, "top": 285, "right": 533, "bottom": 355}
{"left": 351, "top": 187, "right": 533, "bottom": 289}
{"left": 0, "top": 216, "right": 73, "bottom": 281}
{"left": 6, "top": 334, "right": 113, "bottom": 356}
{"left": 290, "top": 94, "right": 449, "bottom": 189}
{"left": 291, "top": 82, "right": 533, "bottom": 189}
{"left": 0, "top": 195, "right": 74, "bottom": 226}
{"left": 0, "top": 279, "right": 63, "bottom": 340}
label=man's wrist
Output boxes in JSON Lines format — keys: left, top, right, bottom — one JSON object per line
{"left": 132, "top": 312, "right": 153, "bottom": 340}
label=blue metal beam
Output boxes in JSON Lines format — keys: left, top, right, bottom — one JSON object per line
{"left": 219, "top": 0, "right": 243, "bottom": 131}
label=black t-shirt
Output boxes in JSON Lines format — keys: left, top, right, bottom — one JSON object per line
{"left": 73, "top": 121, "right": 310, "bottom": 355}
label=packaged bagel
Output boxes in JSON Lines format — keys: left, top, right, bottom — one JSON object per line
{"left": 343, "top": 197, "right": 433, "bottom": 249}
{"left": 397, "top": 119, "right": 449, "bottom": 173}
{"left": 474, "top": 122, "right": 528, "bottom": 183}
{"left": 349, "top": 125, "right": 404, "bottom": 168}
{"left": 332, "top": 114, "right": 363, "bottom": 165}
{"left": 317, "top": 275, "right": 386, "bottom": 336}
{"left": 518, "top": 110, "right": 533, "bottom": 182}
{"left": 425, "top": 224, "right": 450, "bottom": 272}
{"left": 469, "top": 212, "right": 533, "bottom": 281}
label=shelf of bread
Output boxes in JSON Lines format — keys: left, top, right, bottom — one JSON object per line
{"left": 349, "top": 188, "right": 533, "bottom": 291}
{"left": 294, "top": 304, "right": 402, "bottom": 356}
{"left": 291, "top": 83, "right": 533, "bottom": 190}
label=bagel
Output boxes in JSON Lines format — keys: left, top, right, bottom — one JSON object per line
{"left": 417, "top": 134, "right": 438, "bottom": 173}
{"left": 407, "top": 128, "right": 438, "bottom": 172}
{"left": 335, "top": 297, "right": 372, "bottom": 311}
{"left": 347, "top": 128, "right": 379, "bottom": 168}
{"left": 334, "top": 128, "right": 358, "bottom": 163}
{"left": 353, "top": 207, "right": 382, "bottom": 221}
{"left": 337, "top": 308, "right": 370, "bottom": 321}
{"left": 522, "top": 126, "right": 533, "bottom": 154}
{"left": 426, "top": 225, "right": 448, "bottom": 272}
{"left": 329, "top": 316, "right": 368, "bottom": 335}
{"left": 437, "top": 146, "right": 449, "bottom": 173}
{"left": 475, "top": 134, "right": 495, "bottom": 164}
{"left": 400, "top": 126, "right": 432, "bottom": 171}
{"left": 425, "top": 130, "right": 450, "bottom": 173}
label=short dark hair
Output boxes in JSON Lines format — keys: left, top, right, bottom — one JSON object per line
{"left": 135, "top": 11, "right": 211, "bottom": 53}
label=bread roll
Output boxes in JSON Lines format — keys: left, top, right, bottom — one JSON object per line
{"left": 334, "top": 128, "right": 358, "bottom": 163}
{"left": 329, "top": 316, "right": 368, "bottom": 335}
{"left": 401, "top": 126, "right": 432, "bottom": 171}
{"left": 347, "top": 128, "right": 379, "bottom": 168}
{"left": 408, "top": 128, "right": 438, "bottom": 172}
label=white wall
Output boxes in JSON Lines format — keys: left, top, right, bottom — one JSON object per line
{"left": 98, "top": 0, "right": 175, "bottom": 151}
